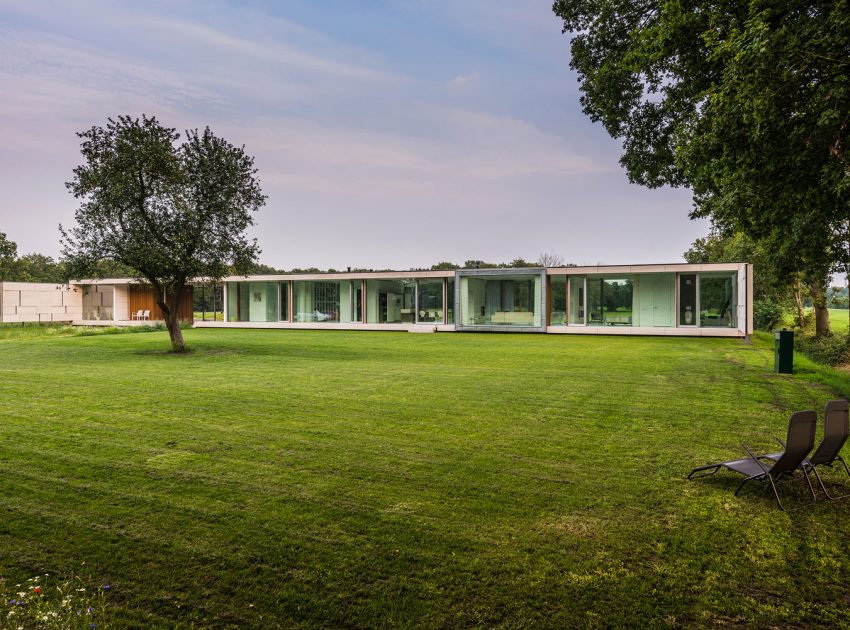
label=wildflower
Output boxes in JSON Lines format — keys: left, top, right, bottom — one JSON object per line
{"left": 101, "top": 584, "right": 110, "bottom": 590}
{"left": 8, "top": 599, "right": 16, "bottom": 605}
{"left": 33, "top": 586, "right": 42, "bottom": 594}
{"left": 87, "top": 607, "right": 94, "bottom": 614}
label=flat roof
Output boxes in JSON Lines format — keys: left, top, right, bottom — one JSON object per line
{"left": 70, "top": 262, "right": 747, "bottom": 285}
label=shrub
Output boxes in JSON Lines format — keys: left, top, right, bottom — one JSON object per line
{"left": 753, "top": 299, "right": 783, "bottom": 331}
{"left": 795, "top": 332, "right": 850, "bottom": 367}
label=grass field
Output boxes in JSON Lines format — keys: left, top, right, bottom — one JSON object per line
{"left": 2, "top": 327, "right": 850, "bottom": 627}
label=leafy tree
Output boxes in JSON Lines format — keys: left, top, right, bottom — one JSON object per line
{"left": 430, "top": 261, "right": 460, "bottom": 270}
{"left": 13, "top": 254, "right": 65, "bottom": 283}
{"left": 553, "top": 0, "right": 850, "bottom": 335}
{"left": 0, "top": 231, "right": 17, "bottom": 281}
{"left": 62, "top": 115, "right": 266, "bottom": 351}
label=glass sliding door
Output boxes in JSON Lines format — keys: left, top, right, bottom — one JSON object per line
{"left": 700, "top": 274, "right": 736, "bottom": 327}
{"left": 568, "top": 276, "right": 585, "bottom": 325}
{"left": 550, "top": 276, "right": 566, "bottom": 325}
{"left": 679, "top": 274, "right": 697, "bottom": 326}
{"left": 417, "top": 280, "right": 444, "bottom": 323}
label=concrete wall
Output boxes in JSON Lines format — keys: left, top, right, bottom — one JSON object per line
{"left": 0, "top": 282, "right": 83, "bottom": 323}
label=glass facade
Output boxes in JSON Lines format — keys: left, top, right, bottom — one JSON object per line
{"left": 550, "top": 276, "right": 567, "bottom": 325}
{"left": 460, "top": 274, "right": 541, "bottom": 327}
{"left": 417, "top": 280, "right": 444, "bottom": 323}
{"left": 366, "top": 279, "right": 416, "bottom": 324}
{"left": 700, "top": 274, "right": 736, "bottom": 327}
{"left": 215, "top": 269, "right": 741, "bottom": 333}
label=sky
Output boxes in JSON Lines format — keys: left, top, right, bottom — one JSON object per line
{"left": 0, "top": 0, "right": 709, "bottom": 270}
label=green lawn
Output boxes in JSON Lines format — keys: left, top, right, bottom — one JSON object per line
{"left": 2, "top": 327, "right": 850, "bottom": 627}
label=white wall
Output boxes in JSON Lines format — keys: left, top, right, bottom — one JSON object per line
{"left": 0, "top": 282, "right": 82, "bottom": 323}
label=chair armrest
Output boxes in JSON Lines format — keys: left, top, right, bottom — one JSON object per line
{"left": 742, "top": 443, "right": 771, "bottom": 475}
{"left": 774, "top": 437, "right": 787, "bottom": 449}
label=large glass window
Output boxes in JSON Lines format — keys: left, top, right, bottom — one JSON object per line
{"left": 226, "top": 282, "right": 277, "bottom": 322}
{"left": 550, "top": 276, "right": 566, "bottom": 325}
{"left": 460, "top": 274, "right": 541, "bottom": 327}
{"left": 568, "top": 276, "right": 585, "bottom": 325}
{"left": 700, "top": 274, "right": 736, "bottom": 327}
{"left": 587, "top": 277, "right": 634, "bottom": 326}
{"left": 294, "top": 281, "right": 351, "bottom": 323}
{"left": 417, "top": 280, "right": 444, "bottom": 323}
{"left": 679, "top": 274, "right": 697, "bottom": 326}
{"left": 366, "top": 279, "right": 416, "bottom": 324}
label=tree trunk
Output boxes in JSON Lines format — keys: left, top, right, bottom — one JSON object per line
{"left": 808, "top": 281, "right": 831, "bottom": 337}
{"left": 154, "top": 284, "right": 187, "bottom": 352}
{"left": 794, "top": 281, "right": 805, "bottom": 328}
{"left": 161, "top": 304, "right": 186, "bottom": 352}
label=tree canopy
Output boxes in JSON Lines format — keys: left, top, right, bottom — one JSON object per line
{"left": 554, "top": 0, "right": 850, "bottom": 334}
{"left": 0, "top": 231, "right": 17, "bottom": 281}
{"left": 62, "top": 115, "right": 266, "bottom": 351}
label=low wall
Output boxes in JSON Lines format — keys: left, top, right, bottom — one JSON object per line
{"left": 0, "top": 282, "right": 83, "bottom": 323}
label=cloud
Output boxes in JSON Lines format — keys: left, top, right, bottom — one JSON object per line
{"left": 448, "top": 71, "right": 480, "bottom": 87}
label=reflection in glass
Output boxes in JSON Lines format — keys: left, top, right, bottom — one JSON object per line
{"left": 700, "top": 275, "right": 736, "bottom": 327}
{"left": 550, "top": 276, "right": 566, "bottom": 325}
{"left": 586, "top": 277, "right": 634, "bottom": 326}
{"left": 417, "top": 280, "right": 444, "bottom": 323}
{"left": 193, "top": 283, "right": 224, "bottom": 321}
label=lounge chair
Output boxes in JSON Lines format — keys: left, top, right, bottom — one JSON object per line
{"left": 688, "top": 410, "right": 817, "bottom": 510}
{"left": 762, "top": 400, "right": 850, "bottom": 500}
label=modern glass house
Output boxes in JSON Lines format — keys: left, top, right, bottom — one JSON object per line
{"left": 188, "top": 263, "right": 752, "bottom": 337}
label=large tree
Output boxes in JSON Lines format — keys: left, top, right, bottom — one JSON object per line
{"left": 0, "top": 231, "right": 17, "bottom": 281}
{"left": 62, "top": 115, "right": 266, "bottom": 351}
{"left": 553, "top": 0, "right": 850, "bottom": 335}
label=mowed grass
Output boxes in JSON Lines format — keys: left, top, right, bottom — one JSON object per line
{"left": 2, "top": 327, "right": 850, "bottom": 627}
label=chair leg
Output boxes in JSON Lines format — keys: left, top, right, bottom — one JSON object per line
{"left": 734, "top": 475, "right": 759, "bottom": 496}
{"left": 811, "top": 464, "right": 850, "bottom": 501}
{"left": 688, "top": 464, "right": 722, "bottom": 480}
{"left": 764, "top": 474, "right": 786, "bottom": 511}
